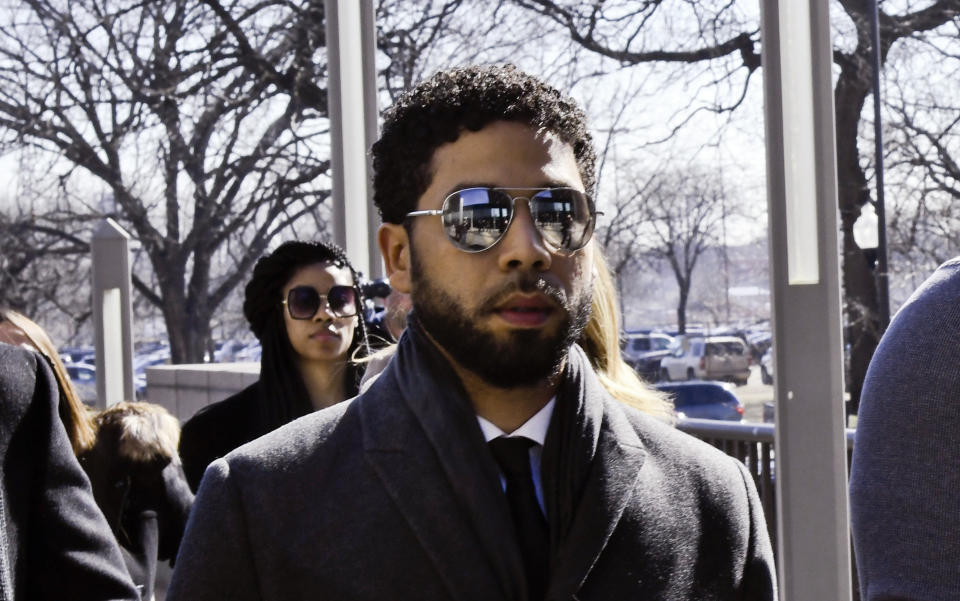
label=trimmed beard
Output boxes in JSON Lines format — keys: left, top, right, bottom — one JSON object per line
{"left": 409, "top": 243, "right": 592, "bottom": 388}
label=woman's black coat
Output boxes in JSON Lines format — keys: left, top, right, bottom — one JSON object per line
{"left": 179, "top": 383, "right": 267, "bottom": 492}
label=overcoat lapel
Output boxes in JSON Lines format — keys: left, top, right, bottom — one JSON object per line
{"left": 547, "top": 412, "right": 646, "bottom": 600}
{"left": 359, "top": 323, "right": 648, "bottom": 601}
{"left": 359, "top": 327, "right": 525, "bottom": 601}
{"left": 540, "top": 348, "right": 648, "bottom": 600}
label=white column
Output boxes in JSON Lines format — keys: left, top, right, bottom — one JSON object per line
{"left": 91, "top": 218, "right": 136, "bottom": 407}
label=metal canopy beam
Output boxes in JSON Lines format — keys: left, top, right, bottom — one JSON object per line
{"left": 760, "top": 0, "right": 853, "bottom": 599}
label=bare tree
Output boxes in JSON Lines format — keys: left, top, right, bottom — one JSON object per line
{"left": 0, "top": 0, "right": 333, "bottom": 362}
{"left": 596, "top": 189, "right": 651, "bottom": 284}
{"left": 0, "top": 0, "right": 545, "bottom": 360}
{"left": 377, "top": 0, "right": 472, "bottom": 100}
{"left": 886, "top": 112, "right": 960, "bottom": 262}
{"left": 376, "top": 0, "right": 556, "bottom": 102}
{"left": 602, "top": 167, "right": 727, "bottom": 335}
{"left": 0, "top": 198, "right": 97, "bottom": 342}
{"left": 883, "top": 52, "right": 960, "bottom": 273}
{"left": 511, "top": 0, "right": 960, "bottom": 407}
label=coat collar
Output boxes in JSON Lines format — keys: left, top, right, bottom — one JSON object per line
{"left": 360, "top": 323, "right": 522, "bottom": 601}
{"left": 358, "top": 321, "right": 647, "bottom": 601}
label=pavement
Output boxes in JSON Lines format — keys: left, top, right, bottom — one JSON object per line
{"left": 736, "top": 365, "right": 775, "bottom": 423}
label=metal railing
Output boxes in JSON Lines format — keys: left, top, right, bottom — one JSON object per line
{"left": 676, "top": 418, "right": 856, "bottom": 569}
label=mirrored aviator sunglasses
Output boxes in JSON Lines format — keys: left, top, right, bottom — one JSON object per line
{"left": 406, "top": 187, "right": 600, "bottom": 254}
{"left": 283, "top": 285, "right": 358, "bottom": 320}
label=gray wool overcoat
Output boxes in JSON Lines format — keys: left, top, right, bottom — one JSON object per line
{"left": 0, "top": 344, "right": 140, "bottom": 601}
{"left": 169, "top": 332, "right": 776, "bottom": 601}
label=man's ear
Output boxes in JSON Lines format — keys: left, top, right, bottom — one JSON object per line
{"left": 378, "top": 223, "right": 412, "bottom": 294}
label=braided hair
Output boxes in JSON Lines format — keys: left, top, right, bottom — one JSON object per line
{"left": 242, "top": 240, "right": 369, "bottom": 431}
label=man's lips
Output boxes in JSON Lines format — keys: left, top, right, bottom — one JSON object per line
{"left": 493, "top": 295, "right": 556, "bottom": 327}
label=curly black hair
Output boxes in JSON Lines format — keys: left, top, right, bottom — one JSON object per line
{"left": 242, "top": 240, "right": 368, "bottom": 431}
{"left": 371, "top": 64, "right": 596, "bottom": 224}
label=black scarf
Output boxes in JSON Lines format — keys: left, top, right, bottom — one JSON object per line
{"left": 388, "top": 316, "right": 606, "bottom": 600}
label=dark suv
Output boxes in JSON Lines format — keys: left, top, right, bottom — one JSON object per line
{"left": 621, "top": 333, "right": 674, "bottom": 381}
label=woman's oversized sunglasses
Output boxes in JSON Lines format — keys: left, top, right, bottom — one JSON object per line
{"left": 405, "top": 187, "right": 600, "bottom": 254}
{"left": 283, "top": 285, "right": 358, "bottom": 320}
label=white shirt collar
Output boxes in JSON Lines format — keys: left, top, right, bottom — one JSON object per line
{"left": 476, "top": 397, "right": 556, "bottom": 445}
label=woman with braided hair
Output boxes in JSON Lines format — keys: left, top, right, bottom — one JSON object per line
{"left": 179, "top": 240, "right": 369, "bottom": 491}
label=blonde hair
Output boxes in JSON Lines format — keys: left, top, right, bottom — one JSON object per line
{"left": 579, "top": 251, "right": 675, "bottom": 422}
{"left": 0, "top": 309, "right": 97, "bottom": 453}
{"left": 91, "top": 401, "right": 181, "bottom": 464}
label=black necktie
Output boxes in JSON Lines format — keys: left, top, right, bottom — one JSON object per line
{"left": 488, "top": 436, "right": 549, "bottom": 601}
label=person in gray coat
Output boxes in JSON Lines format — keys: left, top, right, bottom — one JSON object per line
{"left": 169, "top": 64, "right": 776, "bottom": 601}
{"left": 0, "top": 343, "right": 140, "bottom": 601}
{"left": 850, "top": 257, "right": 960, "bottom": 600}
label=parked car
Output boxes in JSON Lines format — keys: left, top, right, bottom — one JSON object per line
{"left": 621, "top": 332, "right": 674, "bottom": 381}
{"left": 59, "top": 345, "right": 95, "bottom": 364}
{"left": 134, "top": 372, "right": 148, "bottom": 400}
{"left": 213, "top": 339, "right": 248, "bottom": 363}
{"left": 659, "top": 335, "right": 751, "bottom": 386}
{"left": 747, "top": 330, "right": 772, "bottom": 362}
{"left": 234, "top": 341, "right": 262, "bottom": 362}
{"left": 656, "top": 381, "right": 745, "bottom": 421}
{"left": 134, "top": 354, "right": 169, "bottom": 374}
{"left": 134, "top": 354, "right": 170, "bottom": 400}
{"left": 760, "top": 348, "right": 774, "bottom": 385}
{"left": 64, "top": 362, "right": 97, "bottom": 405}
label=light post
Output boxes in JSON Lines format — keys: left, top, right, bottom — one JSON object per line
{"left": 867, "top": 0, "right": 891, "bottom": 330}
{"left": 853, "top": 201, "right": 880, "bottom": 269}
{"left": 761, "top": 0, "right": 853, "bottom": 598}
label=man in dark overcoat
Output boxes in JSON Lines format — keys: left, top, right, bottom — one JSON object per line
{"left": 170, "top": 64, "right": 777, "bottom": 601}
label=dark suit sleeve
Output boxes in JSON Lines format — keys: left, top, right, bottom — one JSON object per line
{"left": 734, "top": 460, "right": 778, "bottom": 601}
{"left": 167, "top": 459, "right": 262, "bottom": 601}
{"left": 8, "top": 349, "right": 141, "bottom": 601}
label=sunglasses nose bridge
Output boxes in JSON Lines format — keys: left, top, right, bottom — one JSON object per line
{"left": 504, "top": 195, "right": 533, "bottom": 233}
{"left": 496, "top": 194, "right": 553, "bottom": 263}
{"left": 508, "top": 195, "right": 552, "bottom": 246}
{"left": 511, "top": 195, "right": 531, "bottom": 211}
{"left": 311, "top": 294, "right": 333, "bottom": 320}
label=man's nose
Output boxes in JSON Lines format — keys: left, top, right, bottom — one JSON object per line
{"left": 496, "top": 199, "right": 552, "bottom": 272}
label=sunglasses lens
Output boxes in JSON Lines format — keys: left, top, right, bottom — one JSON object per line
{"left": 326, "top": 286, "right": 357, "bottom": 317}
{"left": 438, "top": 187, "right": 596, "bottom": 253}
{"left": 287, "top": 286, "right": 358, "bottom": 319}
{"left": 441, "top": 188, "right": 513, "bottom": 252}
{"left": 287, "top": 287, "right": 320, "bottom": 319}
{"left": 529, "top": 188, "right": 595, "bottom": 253}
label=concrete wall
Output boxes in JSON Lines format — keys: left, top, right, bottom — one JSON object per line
{"left": 146, "top": 363, "right": 259, "bottom": 422}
